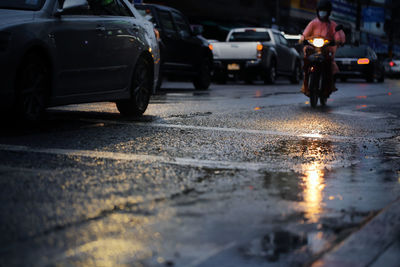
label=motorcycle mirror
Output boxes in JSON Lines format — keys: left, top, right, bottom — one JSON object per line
{"left": 335, "top": 25, "right": 344, "bottom": 32}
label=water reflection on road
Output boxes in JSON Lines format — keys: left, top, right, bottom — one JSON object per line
{"left": 302, "top": 161, "right": 326, "bottom": 223}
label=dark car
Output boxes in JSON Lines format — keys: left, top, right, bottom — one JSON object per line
{"left": 335, "top": 45, "right": 384, "bottom": 83}
{"left": 383, "top": 56, "right": 400, "bottom": 78}
{"left": 0, "top": 0, "right": 160, "bottom": 121}
{"left": 134, "top": 3, "right": 213, "bottom": 90}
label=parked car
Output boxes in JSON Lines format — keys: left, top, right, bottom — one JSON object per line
{"left": 335, "top": 45, "right": 384, "bottom": 83}
{"left": 383, "top": 56, "right": 400, "bottom": 78}
{"left": 134, "top": 3, "right": 213, "bottom": 91}
{"left": 211, "top": 28, "right": 301, "bottom": 84}
{"left": 0, "top": 0, "right": 160, "bottom": 122}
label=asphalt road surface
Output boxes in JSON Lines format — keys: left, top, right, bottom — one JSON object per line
{"left": 1, "top": 78, "right": 400, "bottom": 267}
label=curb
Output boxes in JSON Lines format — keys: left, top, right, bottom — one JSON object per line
{"left": 312, "top": 198, "right": 400, "bottom": 267}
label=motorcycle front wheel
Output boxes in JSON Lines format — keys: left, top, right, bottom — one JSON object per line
{"left": 309, "top": 71, "right": 320, "bottom": 108}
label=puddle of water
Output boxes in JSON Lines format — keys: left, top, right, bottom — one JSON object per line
{"left": 239, "top": 231, "right": 307, "bottom": 262}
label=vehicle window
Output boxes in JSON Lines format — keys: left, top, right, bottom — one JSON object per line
{"left": 115, "top": 0, "right": 133, "bottom": 17}
{"left": 279, "top": 35, "right": 288, "bottom": 46}
{"left": 136, "top": 7, "right": 154, "bottom": 23}
{"left": 88, "top": 0, "right": 129, "bottom": 16}
{"left": 171, "top": 12, "right": 191, "bottom": 38}
{"left": 228, "top": 31, "right": 271, "bottom": 42}
{"left": 157, "top": 10, "right": 176, "bottom": 35}
{"left": 0, "top": 0, "right": 46, "bottom": 10}
{"left": 273, "top": 33, "right": 281, "bottom": 44}
{"left": 335, "top": 46, "right": 367, "bottom": 58}
{"left": 62, "top": 0, "right": 92, "bottom": 15}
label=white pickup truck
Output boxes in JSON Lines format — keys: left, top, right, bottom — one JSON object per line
{"left": 211, "top": 28, "right": 301, "bottom": 84}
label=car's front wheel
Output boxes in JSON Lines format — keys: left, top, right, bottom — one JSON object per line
{"left": 15, "top": 53, "right": 50, "bottom": 122}
{"left": 193, "top": 59, "right": 211, "bottom": 90}
{"left": 116, "top": 57, "right": 152, "bottom": 116}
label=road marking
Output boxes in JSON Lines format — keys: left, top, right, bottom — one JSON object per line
{"left": 0, "top": 144, "right": 275, "bottom": 171}
{"left": 80, "top": 119, "right": 377, "bottom": 141}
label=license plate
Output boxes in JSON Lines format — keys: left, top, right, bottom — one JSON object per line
{"left": 227, "top": 63, "right": 240, "bottom": 71}
{"left": 342, "top": 60, "right": 351, "bottom": 65}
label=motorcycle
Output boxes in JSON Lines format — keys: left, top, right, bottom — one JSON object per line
{"left": 304, "top": 25, "right": 343, "bottom": 108}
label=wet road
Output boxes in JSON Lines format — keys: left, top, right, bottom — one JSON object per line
{"left": 1, "top": 79, "right": 400, "bottom": 266}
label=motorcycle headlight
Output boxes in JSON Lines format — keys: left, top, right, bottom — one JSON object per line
{"left": 311, "top": 38, "right": 325, "bottom": 48}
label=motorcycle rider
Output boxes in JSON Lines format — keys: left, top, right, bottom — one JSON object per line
{"left": 300, "top": 0, "right": 345, "bottom": 97}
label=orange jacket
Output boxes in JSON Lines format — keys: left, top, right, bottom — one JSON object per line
{"left": 302, "top": 18, "right": 346, "bottom": 55}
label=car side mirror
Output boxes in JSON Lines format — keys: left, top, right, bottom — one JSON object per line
{"left": 55, "top": 0, "right": 89, "bottom": 17}
{"left": 178, "top": 30, "right": 190, "bottom": 40}
{"left": 335, "top": 25, "right": 344, "bottom": 32}
{"left": 191, "top": 25, "right": 203, "bottom": 36}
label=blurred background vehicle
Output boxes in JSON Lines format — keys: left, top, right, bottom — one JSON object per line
{"left": 134, "top": 3, "right": 213, "bottom": 91}
{"left": 335, "top": 45, "right": 385, "bottom": 83}
{"left": 211, "top": 28, "right": 301, "bottom": 84}
{"left": 383, "top": 56, "right": 400, "bottom": 78}
{"left": 0, "top": 0, "right": 160, "bottom": 121}
{"left": 283, "top": 33, "right": 303, "bottom": 58}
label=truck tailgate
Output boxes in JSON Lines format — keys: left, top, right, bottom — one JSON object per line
{"left": 213, "top": 42, "right": 258, "bottom": 60}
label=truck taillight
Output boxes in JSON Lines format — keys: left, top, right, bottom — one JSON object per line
{"left": 390, "top": 61, "right": 396, "bottom": 67}
{"left": 256, "top": 43, "right": 263, "bottom": 59}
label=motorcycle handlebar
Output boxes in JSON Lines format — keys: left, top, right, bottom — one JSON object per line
{"left": 302, "top": 39, "right": 342, "bottom": 47}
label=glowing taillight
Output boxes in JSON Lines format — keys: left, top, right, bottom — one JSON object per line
{"left": 208, "top": 44, "right": 213, "bottom": 51}
{"left": 389, "top": 61, "right": 396, "bottom": 67}
{"left": 256, "top": 43, "right": 263, "bottom": 51}
{"left": 357, "top": 58, "right": 370, "bottom": 65}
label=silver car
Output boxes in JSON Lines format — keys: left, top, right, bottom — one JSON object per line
{"left": 0, "top": 0, "right": 160, "bottom": 121}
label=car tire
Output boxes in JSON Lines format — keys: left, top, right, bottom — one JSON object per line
{"left": 116, "top": 57, "right": 152, "bottom": 117}
{"left": 377, "top": 70, "right": 385, "bottom": 83}
{"left": 15, "top": 53, "right": 50, "bottom": 122}
{"left": 193, "top": 59, "right": 211, "bottom": 90}
{"left": 265, "top": 59, "right": 276, "bottom": 84}
{"left": 290, "top": 61, "right": 301, "bottom": 84}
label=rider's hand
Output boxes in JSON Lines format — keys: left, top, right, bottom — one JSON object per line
{"left": 299, "top": 35, "right": 305, "bottom": 44}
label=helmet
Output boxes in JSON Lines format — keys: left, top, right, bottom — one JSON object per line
{"left": 317, "top": 0, "right": 332, "bottom": 12}
{"left": 317, "top": 0, "right": 332, "bottom": 21}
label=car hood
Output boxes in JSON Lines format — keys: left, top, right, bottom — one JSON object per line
{"left": 0, "top": 10, "right": 34, "bottom": 28}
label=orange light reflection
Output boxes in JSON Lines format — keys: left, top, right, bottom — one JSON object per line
{"left": 302, "top": 162, "right": 325, "bottom": 223}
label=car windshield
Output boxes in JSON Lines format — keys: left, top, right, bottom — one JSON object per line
{"left": 0, "top": 0, "right": 46, "bottom": 10}
{"left": 336, "top": 46, "right": 367, "bottom": 58}
{"left": 229, "top": 31, "right": 271, "bottom": 42}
